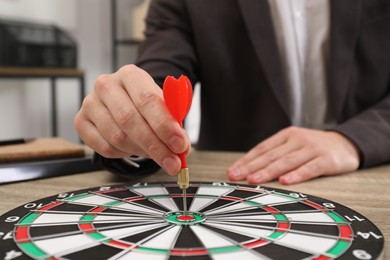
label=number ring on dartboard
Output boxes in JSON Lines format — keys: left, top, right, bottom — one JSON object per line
{"left": 0, "top": 182, "right": 384, "bottom": 260}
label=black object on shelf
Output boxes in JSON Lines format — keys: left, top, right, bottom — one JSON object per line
{"left": 0, "top": 18, "right": 77, "bottom": 68}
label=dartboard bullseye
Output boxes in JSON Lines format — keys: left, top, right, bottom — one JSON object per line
{"left": 165, "top": 211, "right": 206, "bottom": 225}
{"left": 0, "top": 182, "right": 384, "bottom": 260}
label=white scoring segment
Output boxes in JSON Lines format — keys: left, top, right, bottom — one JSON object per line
{"left": 212, "top": 250, "right": 270, "bottom": 260}
{"left": 114, "top": 203, "right": 161, "bottom": 215}
{"left": 93, "top": 215, "right": 159, "bottom": 223}
{"left": 140, "top": 225, "right": 181, "bottom": 249}
{"left": 189, "top": 185, "right": 234, "bottom": 212}
{"left": 73, "top": 195, "right": 116, "bottom": 206}
{"left": 118, "top": 226, "right": 181, "bottom": 260}
{"left": 131, "top": 186, "right": 168, "bottom": 196}
{"left": 100, "top": 223, "right": 168, "bottom": 240}
{"left": 32, "top": 213, "right": 83, "bottom": 226}
{"left": 210, "top": 214, "right": 277, "bottom": 222}
{"left": 204, "top": 203, "right": 256, "bottom": 215}
{"left": 189, "top": 198, "right": 216, "bottom": 212}
{"left": 149, "top": 197, "right": 178, "bottom": 211}
{"left": 65, "top": 193, "right": 164, "bottom": 215}
{"left": 196, "top": 186, "right": 234, "bottom": 196}
{"left": 118, "top": 251, "right": 166, "bottom": 260}
{"left": 249, "top": 194, "right": 296, "bottom": 205}
{"left": 190, "top": 226, "right": 267, "bottom": 259}
{"left": 205, "top": 222, "right": 273, "bottom": 238}
{"left": 273, "top": 232, "right": 337, "bottom": 255}
{"left": 204, "top": 192, "right": 292, "bottom": 216}
{"left": 284, "top": 212, "right": 335, "bottom": 223}
{"left": 190, "top": 225, "right": 235, "bottom": 248}
{"left": 131, "top": 186, "right": 178, "bottom": 211}
{"left": 34, "top": 233, "right": 99, "bottom": 257}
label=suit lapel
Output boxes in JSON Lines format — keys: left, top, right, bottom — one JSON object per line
{"left": 237, "top": 0, "right": 291, "bottom": 122}
{"left": 328, "top": 0, "right": 362, "bottom": 121}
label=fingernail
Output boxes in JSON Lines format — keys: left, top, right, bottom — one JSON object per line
{"left": 281, "top": 175, "right": 295, "bottom": 184}
{"left": 162, "top": 157, "right": 178, "bottom": 175}
{"left": 251, "top": 174, "right": 263, "bottom": 183}
{"left": 229, "top": 166, "right": 242, "bottom": 179}
{"left": 169, "top": 136, "right": 185, "bottom": 153}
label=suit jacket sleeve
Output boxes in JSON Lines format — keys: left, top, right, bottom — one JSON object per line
{"left": 135, "top": 0, "right": 198, "bottom": 87}
{"left": 332, "top": 93, "right": 390, "bottom": 168}
{"left": 328, "top": 2, "right": 390, "bottom": 168}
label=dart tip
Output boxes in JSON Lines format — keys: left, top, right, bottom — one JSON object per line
{"left": 182, "top": 188, "right": 187, "bottom": 215}
{"left": 178, "top": 168, "right": 189, "bottom": 215}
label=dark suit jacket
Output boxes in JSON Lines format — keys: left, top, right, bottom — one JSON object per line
{"left": 136, "top": 0, "right": 390, "bottom": 168}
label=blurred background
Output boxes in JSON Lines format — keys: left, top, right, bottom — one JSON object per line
{"left": 0, "top": 0, "right": 203, "bottom": 146}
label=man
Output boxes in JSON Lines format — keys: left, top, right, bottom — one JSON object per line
{"left": 75, "top": 0, "right": 390, "bottom": 184}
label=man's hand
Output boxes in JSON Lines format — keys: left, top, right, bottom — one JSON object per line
{"left": 228, "top": 126, "right": 360, "bottom": 185}
{"left": 74, "top": 65, "right": 190, "bottom": 175}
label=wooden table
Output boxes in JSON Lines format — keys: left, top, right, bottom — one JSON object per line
{"left": 0, "top": 151, "right": 389, "bottom": 257}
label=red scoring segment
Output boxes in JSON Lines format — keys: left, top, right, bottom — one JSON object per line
{"left": 177, "top": 214, "right": 195, "bottom": 221}
{"left": 15, "top": 201, "right": 63, "bottom": 243}
{"left": 15, "top": 226, "right": 29, "bottom": 242}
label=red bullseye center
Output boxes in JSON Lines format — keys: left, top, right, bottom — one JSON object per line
{"left": 177, "top": 215, "right": 195, "bottom": 221}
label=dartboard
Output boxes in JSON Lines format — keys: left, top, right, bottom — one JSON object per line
{"left": 0, "top": 182, "right": 384, "bottom": 260}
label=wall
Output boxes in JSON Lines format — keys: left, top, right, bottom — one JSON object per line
{"left": 0, "top": 0, "right": 80, "bottom": 141}
{"left": 0, "top": 0, "right": 110, "bottom": 143}
{"left": 0, "top": 0, "right": 77, "bottom": 28}
{"left": 0, "top": 0, "right": 199, "bottom": 144}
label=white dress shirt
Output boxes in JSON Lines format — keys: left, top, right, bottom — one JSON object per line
{"left": 268, "top": 0, "right": 334, "bottom": 129}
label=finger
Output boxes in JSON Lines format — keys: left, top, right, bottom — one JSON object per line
{"left": 228, "top": 138, "right": 302, "bottom": 181}
{"left": 84, "top": 94, "right": 146, "bottom": 157}
{"left": 119, "top": 65, "right": 189, "bottom": 154}
{"left": 230, "top": 129, "right": 290, "bottom": 169}
{"left": 228, "top": 135, "right": 290, "bottom": 181}
{"left": 278, "top": 157, "right": 328, "bottom": 185}
{"left": 181, "top": 129, "right": 192, "bottom": 156}
{"left": 74, "top": 113, "right": 128, "bottom": 158}
{"left": 94, "top": 69, "right": 182, "bottom": 174}
{"left": 245, "top": 148, "right": 315, "bottom": 184}
{"left": 111, "top": 99, "right": 181, "bottom": 175}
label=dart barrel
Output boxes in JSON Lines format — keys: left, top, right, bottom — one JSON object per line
{"left": 178, "top": 168, "right": 189, "bottom": 189}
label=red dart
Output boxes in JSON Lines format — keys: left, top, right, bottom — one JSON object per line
{"left": 163, "top": 75, "right": 193, "bottom": 215}
{"left": 163, "top": 75, "right": 193, "bottom": 127}
{"left": 163, "top": 75, "right": 193, "bottom": 168}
